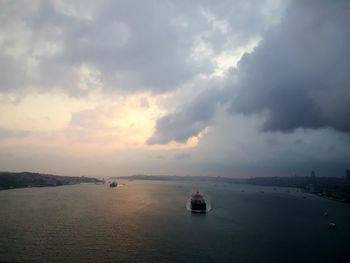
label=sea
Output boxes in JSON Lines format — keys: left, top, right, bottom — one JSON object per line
{"left": 1, "top": 180, "right": 350, "bottom": 263}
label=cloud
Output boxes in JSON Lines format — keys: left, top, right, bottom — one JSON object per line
{"left": 0, "top": 54, "right": 27, "bottom": 91}
{"left": 175, "top": 153, "right": 191, "bottom": 160}
{"left": 228, "top": 0, "right": 350, "bottom": 133}
{"left": 0, "top": 127, "right": 31, "bottom": 139}
{"left": 8, "top": 1, "right": 350, "bottom": 177}
{"left": 147, "top": 88, "right": 220, "bottom": 144}
{"left": 147, "top": 0, "right": 350, "bottom": 146}
{"left": 0, "top": 0, "right": 282, "bottom": 95}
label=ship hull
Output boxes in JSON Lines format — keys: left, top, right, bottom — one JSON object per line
{"left": 191, "top": 202, "right": 206, "bottom": 213}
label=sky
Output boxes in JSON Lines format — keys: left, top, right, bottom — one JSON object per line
{"left": 0, "top": 0, "right": 349, "bottom": 178}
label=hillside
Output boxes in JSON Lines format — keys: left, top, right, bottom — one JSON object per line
{"left": 0, "top": 171, "right": 101, "bottom": 190}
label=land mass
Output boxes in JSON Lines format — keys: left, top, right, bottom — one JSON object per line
{"left": 119, "top": 174, "right": 350, "bottom": 203}
{"left": 2, "top": 172, "right": 349, "bottom": 203}
{"left": 0, "top": 171, "right": 102, "bottom": 190}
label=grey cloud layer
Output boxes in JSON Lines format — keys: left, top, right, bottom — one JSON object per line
{"left": 0, "top": 127, "right": 31, "bottom": 139}
{"left": 0, "top": 0, "right": 277, "bottom": 94}
{"left": 147, "top": 88, "right": 220, "bottom": 144}
{"left": 149, "top": 0, "right": 350, "bottom": 144}
{"left": 230, "top": 0, "right": 350, "bottom": 132}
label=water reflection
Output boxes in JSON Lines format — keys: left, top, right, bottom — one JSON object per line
{"left": 1, "top": 180, "right": 350, "bottom": 263}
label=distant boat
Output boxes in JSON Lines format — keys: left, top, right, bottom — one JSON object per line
{"left": 190, "top": 191, "right": 207, "bottom": 213}
{"left": 329, "top": 222, "right": 336, "bottom": 229}
{"left": 109, "top": 181, "right": 118, "bottom": 188}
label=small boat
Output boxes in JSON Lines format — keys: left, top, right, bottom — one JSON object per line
{"left": 109, "top": 181, "right": 118, "bottom": 188}
{"left": 329, "top": 222, "right": 336, "bottom": 229}
{"left": 190, "top": 191, "right": 207, "bottom": 213}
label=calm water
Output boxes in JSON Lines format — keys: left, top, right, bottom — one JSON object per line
{"left": 1, "top": 180, "right": 350, "bottom": 263}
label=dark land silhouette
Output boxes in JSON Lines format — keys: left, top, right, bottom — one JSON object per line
{"left": 0, "top": 171, "right": 102, "bottom": 190}
{"left": 120, "top": 173, "right": 350, "bottom": 203}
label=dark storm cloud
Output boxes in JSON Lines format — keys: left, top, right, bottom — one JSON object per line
{"left": 0, "top": 0, "right": 278, "bottom": 94}
{"left": 229, "top": 0, "right": 350, "bottom": 132}
{"left": 147, "top": 88, "right": 220, "bottom": 144}
{"left": 149, "top": 0, "right": 350, "bottom": 144}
